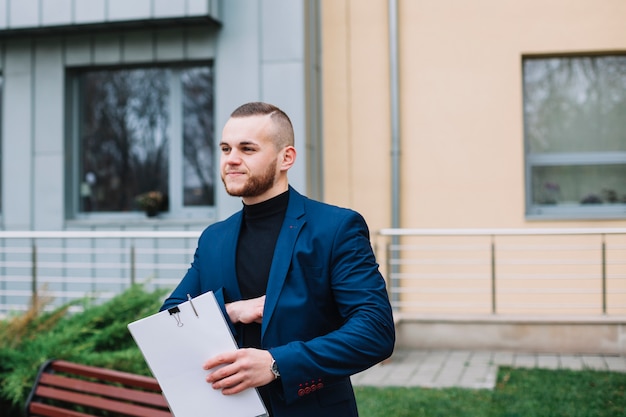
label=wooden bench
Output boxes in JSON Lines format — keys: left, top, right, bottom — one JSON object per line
{"left": 24, "top": 359, "right": 173, "bottom": 417}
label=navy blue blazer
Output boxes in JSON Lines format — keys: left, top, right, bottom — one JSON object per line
{"left": 161, "top": 187, "right": 395, "bottom": 416}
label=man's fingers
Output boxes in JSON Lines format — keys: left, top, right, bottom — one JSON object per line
{"left": 205, "top": 364, "right": 231, "bottom": 384}
{"left": 210, "top": 371, "right": 253, "bottom": 394}
{"left": 221, "top": 382, "right": 248, "bottom": 395}
{"left": 209, "top": 370, "right": 240, "bottom": 389}
{"left": 225, "top": 296, "right": 266, "bottom": 324}
{"left": 203, "top": 348, "right": 274, "bottom": 394}
{"left": 203, "top": 351, "right": 237, "bottom": 371}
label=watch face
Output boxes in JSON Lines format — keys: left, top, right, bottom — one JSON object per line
{"left": 271, "top": 360, "right": 280, "bottom": 377}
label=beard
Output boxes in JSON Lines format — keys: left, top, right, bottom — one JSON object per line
{"left": 222, "top": 158, "right": 278, "bottom": 198}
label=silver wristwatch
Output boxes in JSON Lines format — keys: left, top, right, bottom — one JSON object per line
{"left": 270, "top": 358, "right": 280, "bottom": 379}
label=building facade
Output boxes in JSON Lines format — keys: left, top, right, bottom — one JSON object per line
{"left": 321, "top": 0, "right": 626, "bottom": 232}
{"left": 0, "top": 0, "right": 625, "bottom": 352}
{"left": 0, "top": 0, "right": 321, "bottom": 232}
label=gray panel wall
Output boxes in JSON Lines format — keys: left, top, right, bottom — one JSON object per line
{"left": 215, "top": 0, "right": 308, "bottom": 219}
{"left": 3, "top": 41, "right": 33, "bottom": 230}
{"left": 0, "top": 0, "right": 313, "bottom": 231}
{"left": 0, "top": 0, "right": 219, "bottom": 29}
{"left": 33, "top": 40, "right": 64, "bottom": 230}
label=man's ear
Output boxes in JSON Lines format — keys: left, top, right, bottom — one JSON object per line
{"left": 279, "top": 146, "right": 296, "bottom": 171}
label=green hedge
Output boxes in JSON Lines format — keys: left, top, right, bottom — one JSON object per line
{"left": 0, "top": 285, "right": 166, "bottom": 416}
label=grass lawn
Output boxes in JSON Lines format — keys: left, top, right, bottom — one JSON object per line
{"left": 355, "top": 367, "right": 626, "bottom": 417}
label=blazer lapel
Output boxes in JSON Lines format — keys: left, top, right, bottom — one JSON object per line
{"left": 220, "top": 211, "right": 243, "bottom": 301}
{"left": 262, "top": 188, "right": 306, "bottom": 338}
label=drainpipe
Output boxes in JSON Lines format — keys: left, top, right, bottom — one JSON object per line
{"left": 388, "top": 0, "right": 400, "bottom": 305}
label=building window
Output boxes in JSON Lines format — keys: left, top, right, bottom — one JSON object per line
{"left": 68, "top": 64, "right": 215, "bottom": 219}
{"left": 523, "top": 55, "right": 626, "bottom": 219}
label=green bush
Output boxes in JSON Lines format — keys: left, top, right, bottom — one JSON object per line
{"left": 0, "top": 285, "right": 166, "bottom": 416}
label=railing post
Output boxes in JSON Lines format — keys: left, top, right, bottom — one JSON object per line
{"left": 601, "top": 236, "right": 607, "bottom": 315}
{"left": 130, "top": 245, "right": 136, "bottom": 286}
{"left": 491, "top": 236, "right": 496, "bottom": 314}
{"left": 387, "top": 236, "right": 400, "bottom": 311}
{"left": 31, "top": 241, "right": 38, "bottom": 310}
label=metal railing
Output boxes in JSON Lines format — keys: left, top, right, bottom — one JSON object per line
{"left": 377, "top": 228, "right": 626, "bottom": 317}
{"left": 0, "top": 231, "right": 200, "bottom": 316}
{"left": 2, "top": 228, "right": 626, "bottom": 319}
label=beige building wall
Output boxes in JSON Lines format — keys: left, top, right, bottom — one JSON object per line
{"left": 321, "top": 0, "right": 391, "bottom": 231}
{"left": 321, "top": 0, "right": 626, "bottom": 232}
{"left": 321, "top": 0, "right": 626, "bottom": 324}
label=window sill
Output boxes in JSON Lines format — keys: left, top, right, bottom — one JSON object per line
{"left": 65, "top": 213, "right": 216, "bottom": 229}
{"left": 526, "top": 204, "right": 626, "bottom": 221}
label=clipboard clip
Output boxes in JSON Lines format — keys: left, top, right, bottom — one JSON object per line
{"left": 167, "top": 295, "right": 199, "bottom": 327}
{"left": 168, "top": 306, "right": 184, "bottom": 327}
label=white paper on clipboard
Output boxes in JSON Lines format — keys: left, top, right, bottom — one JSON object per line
{"left": 127, "top": 291, "right": 268, "bottom": 417}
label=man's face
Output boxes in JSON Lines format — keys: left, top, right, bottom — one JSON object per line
{"left": 219, "top": 115, "right": 282, "bottom": 204}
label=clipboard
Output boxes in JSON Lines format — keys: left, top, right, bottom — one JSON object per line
{"left": 127, "top": 291, "right": 268, "bottom": 417}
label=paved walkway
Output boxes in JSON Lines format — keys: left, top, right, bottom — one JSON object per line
{"left": 351, "top": 349, "right": 626, "bottom": 390}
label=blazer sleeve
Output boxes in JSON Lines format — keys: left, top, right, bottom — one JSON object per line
{"left": 268, "top": 210, "right": 395, "bottom": 404}
{"left": 159, "top": 231, "right": 234, "bottom": 335}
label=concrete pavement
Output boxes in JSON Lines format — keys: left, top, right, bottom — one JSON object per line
{"left": 351, "top": 349, "right": 626, "bottom": 389}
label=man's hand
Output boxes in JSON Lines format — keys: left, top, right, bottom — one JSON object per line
{"left": 225, "top": 295, "right": 265, "bottom": 324}
{"left": 203, "top": 348, "right": 276, "bottom": 395}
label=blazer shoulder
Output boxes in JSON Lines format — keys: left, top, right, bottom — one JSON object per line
{"left": 299, "top": 198, "right": 371, "bottom": 238}
{"left": 303, "top": 196, "right": 362, "bottom": 220}
{"left": 289, "top": 187, "right": 353, "bottom": 215}
{"left": 198, "top": 210, "right": 242, "bottom": 239}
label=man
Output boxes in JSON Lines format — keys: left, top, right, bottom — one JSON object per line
{"left": 160, "top": 102, "right": 395, "bottom": 416}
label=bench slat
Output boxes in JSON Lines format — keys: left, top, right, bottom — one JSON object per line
{"left": 49, "top": 360, "right": 161, "bottom": 391}
{"left": 25, "top": 360, "right": 173, "bottom": 417}
{"left": 39, "top": 373, "right": 169, "bottom": 408}
{"left": 34, "top": 386, "right": 172, "bottom": 417}
{"left": 28, "top": 402, "right": 95, "bottom": 417}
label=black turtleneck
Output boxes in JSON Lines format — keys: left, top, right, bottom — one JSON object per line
{"left": 236, "top": 190, "right": 289, "bottom": 348}
{"left": 237, "top": 191, "right": 289, "bottom": 413}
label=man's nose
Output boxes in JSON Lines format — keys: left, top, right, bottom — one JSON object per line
{"left": 223, "top": 150, "right": 242, "bottom": 164}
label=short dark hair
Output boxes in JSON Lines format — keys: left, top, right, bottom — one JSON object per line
{"left": 230, "top": 102, "right": 294, "bottom": 148}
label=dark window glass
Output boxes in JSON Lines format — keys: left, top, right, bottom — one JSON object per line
{"left": 75, "top": 65, "right": 214, "bottom": 215}
{"left": 182, "top": 67, "right": 214, "bottom": 206}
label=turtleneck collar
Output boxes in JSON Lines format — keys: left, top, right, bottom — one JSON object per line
{"left": 242, "top": 189, "right": 289, "bottom": 220}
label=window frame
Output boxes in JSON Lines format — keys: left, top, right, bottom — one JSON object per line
{"left": 523, "top": 54, "right": 626, "bottom": 220}
{"left": 65, "top": 62, "right": 217, "bottom": 222}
